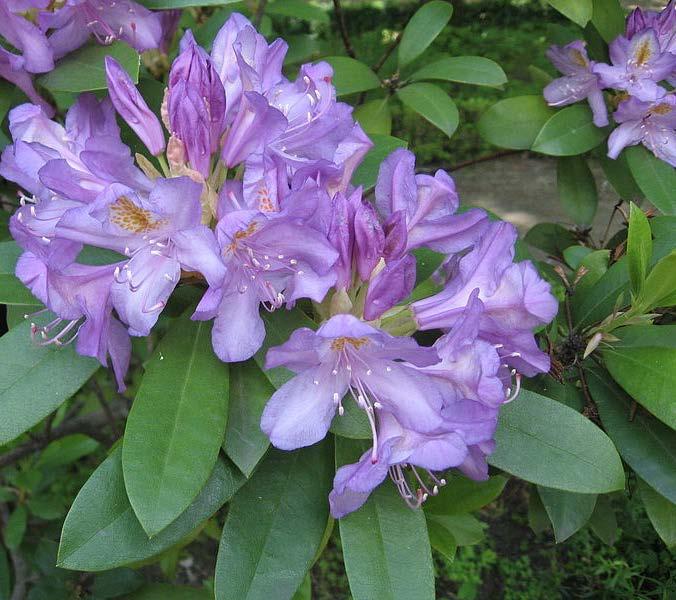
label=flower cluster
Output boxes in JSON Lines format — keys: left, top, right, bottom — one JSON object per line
{"left": 1, "top": 14, "right": 557, "bottom": 517}
{"left": 0, "top": 1, "right": 179, "bottom": 116}
{"left": 543, "top": 1, "right": 676, "bottom": 166}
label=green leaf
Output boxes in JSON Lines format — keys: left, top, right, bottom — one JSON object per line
{"left": 524, "top": 375, "right": 584, "bottom": 411}
{"left": 625, "top": 145, "right": 676, "bottom": 215}
{"left": 557, "top": 155, "right": 598, "bottom": 226}
{"left": 488, "top": 389, "right": 625, "bottom": 493}
{"left": 214, "top": 442, "right": 333, "bottom": 600}
{"left": 597, "top": 153, "right": 642, "bottom": 201}
{"left": 58, "top": 448, "right": 244, "bottom": 571}
{"left": 636, "top": 250, "right": 676, "bottom": 310}
{"left": 352, "top": 134, "right": 407, "bottom": 192}
{"left": 426, "top": 513, "right": 485, "bottom": 547}
{"left": 424, "top": 475, "right": 507, "bottom": 515}
{"left": 547, "top": 0, "right": 592, "bottom": 26}
{"left": 413, "top": 248, "right": 446, "bottom": 285}
{"left": 639, "top": 479, "right": 676, "bottom": 548}
{"left": 353, "top": 99, "right": 392, "bottom": 135}
{"left": 0, "top": 319, "right": 99, "bottom": 445}
{"left": 123, "top": 315, "right": 229, "bottom": 537}
{"left": 591, "top": 0, "right": 627, "bottom": 43}
{"left": 410, "top": 55, "right": 507, "bottom": 87}
{"left": 223, "top": 360, "right": 272, "bottom": 477}
{"left": 527, "top": 488, "right": 551, "bottom": 534}
{"left": 537, "top": 487, "right": 596, "bottom": 542}
{"left": 563, "top": 246, "right": 593, "bottom": 270}
{"left": 0, "top": 544, "right": 9, "bottom": 600}
{"left": 337, "top": 438, "right": 435, "bottom": 600}
{"left": 398, "top": 0, "right": 453, "bottom": 67}
{"left": 291, "top": 574, "right": 312, "bottom": 600}
{"left": 427, "top": 519, "right": 457, "bottom": 562}
{"left": 120, "top": 584, "right": 212, "bottom": 599}
{"left": 627, "top": 202, "right": 652, "bottom": 296}
{"left": 0, "top": 241, "right": 41, "bottom": 305}
{"left": 524, "top": 223, "right": 576, "bottom": 257}
{"left": 589, "top": 495, "right": 617, "bottom": 545}
{"left": 324, "top": 56, "right": 380, "bottom": 97}
{"left": 3, "top": 505, "right": 27, "bottom": 550}
{"left": 265, "top": 0, "right": 328, "bottom": 23}
{"left": 39, "top": 43, "right": 139, "bottom": 93}
{"left": 587, "top": 368, "right": 676, "bottom": 504}
{"left": 36, "top": 435, "right": 99, "bottom": 470}
{"left": 397, "top": 83, "right": 459, "bottom": 138}
{"left": 329, "top": 396, "right": 371, "bottom": 439}
{"left": 91, "top": 568, "right": 144, "bottom": 599}
{"left": 532, "top": 105, "right": 607, "bottom": 156}
{"left": 478, "top": 96, "right": 554, "bottom": 150}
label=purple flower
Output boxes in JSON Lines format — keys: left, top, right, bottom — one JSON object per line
{"left": 260, "top": 314, "right": 445, "bottom": 451}
{"left": 105, "top": 57, "right": 165, "bottom": 156}
{"left": 607, "top": 94, "right": 676, "bottom": 166}
{"left": 626, "top": 1, "right": 676, "bottom": 56}
{"left": 0, "top": 3, "right": 54, "bottom": 74}
{"left": 192, "top": 209, "right": 338, "bottom": 362}
{"left": 593, "top": 30, "right": 674, "bottom": 102}
{"left": 543, "top": 41, "right": 609, "bottom": 127}
{"left": 375, "top": 148, "right": 489, "bottom": 253}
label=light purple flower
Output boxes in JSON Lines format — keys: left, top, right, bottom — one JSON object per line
{"left": 543, "top": 41, "right": 609, "bottom": 127}
{"left": 607, "top": 94, "right": 676, "bottom": 166}
{"left": 0, "top": 3, "right": 54, "bottom": 74}
{"left": 105, "top": 57, "right": 165, "bottom": 156}
{"left": 260, "top": 314, "right": 445, "bottom": 451}
{"left": 192, "top": 209, "right": 338, "bottom": 362}
{"left": 626, "top": 1, "right": 676, "bottom": 55}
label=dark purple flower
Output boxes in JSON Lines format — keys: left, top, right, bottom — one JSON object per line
{"left": 543, "top": 41, "right": 609, "bottom": 127}
{"left": 105, "top": 57, "right": 165, "bottom": 156}
{"left": 607, "top": 94, "right": 676, "bottom": 166}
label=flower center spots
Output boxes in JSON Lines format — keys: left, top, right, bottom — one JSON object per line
{"left": 257, "top": 187, "right": 277, "bottom": 213}
{"left": 652, "top": 103, "right": 672, "bottom": 116}
{"left": 226, "top": 222, "right": 259, "bottom": 254}
{"left": 633, "top": 39, "right": 652, "bottom": 66}
{"left": 331, "top": 337, "right": 370, "bottom": 352}
{"left": 109, "top": 196, "right": 165, "bottom": 234}
{"left": 570, "top": 49, "right": 588, "bottom": 68}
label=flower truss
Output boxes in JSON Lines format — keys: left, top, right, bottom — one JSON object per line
{"left": 543, "top": 0, "right": 676, "bottom": 166}
{"left": 0, "top": 13, "right": 558, "bottom": 518}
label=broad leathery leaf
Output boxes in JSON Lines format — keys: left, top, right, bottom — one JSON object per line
{"left": 488, "top": 389, "right": 625, "bottom": 493}
{"left": 397, "top": 83, "right": 459, "bottom": 138}
{"left": 3, "top": 505, "right": 27, "bottom": 550}
{"left": 427, "top": 518, "right": 457, "bottom": 562}
{"left": 424, "top": 475, "right": 507, "bottom": 515}
{"left": 352, "top": 134, "right": 408, "bottom": 192}
{"left": 398, "top": 1, "right": 453, "bottom": 67}
{"left": 627, "top": 202, "right": 652, "bottom": 296}
{"left": 39, "top": 42, "right": 139, "bottom": 92}
{"left": 625, "top": 145, "right": 676, "bottom": 215}
{"left": 426, "top": 513, "right": 485, "bottom": 547}
{"left": 639, "top": 479, "right": 676, "bottom": 548}
{"left": 265, "top": 0, "right": 328, "bottom": 23}
{"left": 354, "top": 99, "right": 392, "bottom": 135}
{"left": 527, "top": 489, "right": 551, "bottom": 534}
{"left": 556, "top": 155, "right": 597, "bottom": 226}
{"left": 0, "top": 241, "right": 41, "bottom": 305}
{"left": 478, "top": 96, "right": 555, "bottom": 150}
{"left": 598, "top": 153, "right": 642, "bottom": 201}
{"left": 0, "top": 319, "right": 99, "bottom": 445}
{"left": 547, "top": 0, "right": 592, "bottom": 27}
{"left": 215, "top": 442, "right": 333, "bottom": 600}
{"left": 589, "top": 495, "right": 617, "bottom": 545}
{"left": 324, "top": 56, "right": 381, "bottom": 97}
{"left": 523, "top": 223, "right": 576, "bottom": 257}
{"left": 532, "top": 105, "right": 607, "bottom": 156}
{"left": 336, "top": 437, "right": 435, "bottom": 600}
{"left": 58, "top": 448, "right": 244, "bottom": 571}
{"left": 592, "top": 0, "right": 630, "bottom": 42}
{"left": 223, "top": 360, "right": 272, "bottom": 477}
{"left": 587, "top": 368, "right": 676, "bottom": 503}
{"left": 602, "top": 325, "right": 676, "bottom": 429}
{"left": 636, "top": 250, "right": 676, "bottom": 310}
{"left": 36, "top": 434, "right": 99, "bottom": 470}
{"left": 411, "top": 55, "right": 507, "bottom": 87}
{"left": 537, "top": 486, "right": 596, "bottom": 542}
{"left": 329, "top": 395, "right": 371, "bottom": 439}
{"left": 123, "top": 315, "right": 229, "bottom": 537}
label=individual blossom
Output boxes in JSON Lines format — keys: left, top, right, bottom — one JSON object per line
{"left": 607, "top": 94, "right": 676, "bottom": 167}
{"left": 625, "top": 1, "right": 676, "bottom": 56}
{"left": 543, "top": 41, "right": 609, "bottom": 127}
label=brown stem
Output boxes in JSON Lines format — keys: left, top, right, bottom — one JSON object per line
{"left": 601, "top": 199, "right": 623, "bottom": 248}
{"left": 419, "top": 150, "right": 525, "bottom": 174}
{"left": 333, "top": 0, "right": 356, "bottom": 58}
{"left": 372, "top": 32, "right": 401, "bottom": 73}
{"left": 91, "top": 380, "right": 121, "bottom": 440}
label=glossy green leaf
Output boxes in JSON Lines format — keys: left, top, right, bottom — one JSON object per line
{"left": 291, "top": 574, "right": 312, "bottom": 600}
{"left": 547, "top": 0, "right": 592, "bottom": 27}
{"left": 524, "top": 223, "right": 576, "bottom": 257}
{"left": 324, "top": 56, "right": 381, "bottom": 97}
{"left": 639, "top": 479, "right": 676, "bottom": 548}
{"left": 265, "top": 0, "right": 328, "bottom": 23}
{"left": 426, "top": 513, "right": 485, "bottom": 547}
{"left": 478, "top": 96, "right": 554, "bottom": 150}
{"left": 625, "top": 145, "right": 676, "bottom": 215}
{"left": 36, "top": 435, "right": 99, "bottom": 470}
{"left": 215, "top": 442, "right": 333, "bottom": 600}
{"left": 563, "top": 245, "right": 592, "bottom": 269}
{"left": 524, "top": 375, "right": 584, "bottom": 412}
{"left": 532, "top": 105, "right": 607, "bottom": 156}
{"left": 636, "top": 250, "right": 676, "bottom": 310}
{"left": 627, "top": 202, "right": 652, "bottom": 296}
{"left": 602, "top": 326, "right": 676, "bottom": 429}
{"left": 537, "top": 487, "right": 596, "bottom": 542}
{"left": 527, "top": 489, "right": 551, "bottom": 534}
{"left": 425, "top": 475, "right": 507, "bottom": 515}
{"left": 354, "top": 99, "right": 392, "bottom": 135}
{"left": 413, "top": 248, "right": 446, "bottom": 285}
{"left": 0, "top": 319, "right": 99, "bottom": 445}
{"left": 397, "top": 83, "right": 459, "bottom": 138}
{"left": 58, "top": 449, "right": 244, "bottom": 571}
{"left": 557, "top": 155, "right": 597, "bottom": 226}
{"left": 120, "top": 584, "right": 212, "bottom": 599}
{"left": 39, "top": 43, "right": 139, "bottom": 92}
{"left": 223, "top": 360, "right": 272, "bottom": 477}
{"left": 123, "top": 316, "right": 229, "bottom": 537}
{"left": 337, "top": 438, "right": 435, "bottom": 600}
{"left": 598, "top": 153, "right": 642, "bottom": 201}
{"left": 0, "top": 241, "right": 41, "bottom": 305}
{"left": 592, "top": 0, "right": 628, "bottom": 42}
{"left": 410, "top": 55, "right": 506, "bottom": 87}
{"left": 329, "top": 397, "right": 371, "bottom": 439}
{"left": 488, "top": 389, "right": 625, "bottom": 493}
{"left": 589, "top": 495, "right": 617, "bottom": 545}
{"left": 427, "top": 519, "right": 457, "bottom": 562}
{"left": 3, "top": 505, "right": 27, "bottom": 550}
{"left": 587, "top": 368, "right": 676, "bottom": 503}
{"left": 352, "top": 134, "right": 408, "bottom": 192}
{"left": 398, "top": 1, "right": 453, "bottom": 67}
